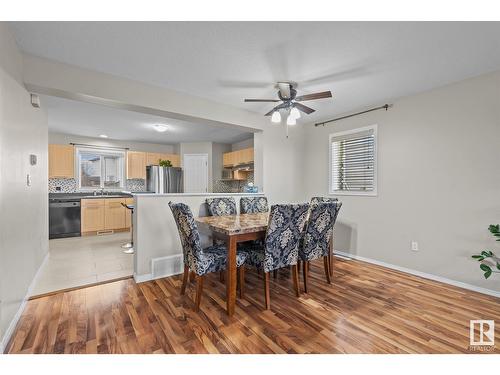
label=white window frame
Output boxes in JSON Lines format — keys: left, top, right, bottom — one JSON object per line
{"left": 328, "top": 124, "right": 378, "bottom": 196}
{"left": 75, "top": 146, "right": 126, "bottom": 191}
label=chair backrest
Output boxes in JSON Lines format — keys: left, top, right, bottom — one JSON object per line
{"left": 168, "top": 202, "right": 205, "bottom": 273}
{"left": 206, "top": 197, "right": 237, "bottom": 216}
{"left": 263, "top": 203, "right": 309, "bottom": 272}
{"left": 310, "top": 196, "right": 338, "bottom": 209}
{"left": 300, "top": 201, "right": 342, "bottom": 261}
{"left": 240, "top": 196, "right": 269, "bottom": 214}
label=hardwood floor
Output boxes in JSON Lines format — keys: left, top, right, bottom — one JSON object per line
{"left": 6, "top": 257, "right": 500, "bottom": 354}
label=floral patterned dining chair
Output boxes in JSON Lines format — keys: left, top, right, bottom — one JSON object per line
{"left": 206, "top": 197, "right": 237, "bottom": 216}
{"left": 168, "top": 202, "right": 248, "bottom": 311}
{"left": 299, "top": 201, "right": 342, "bottom": 292}
{"left": 240, "top": 196, "right": 269, "bottom": 214}
{"left": 310, "top": 196, "right": 338, "bottom": 208}
{"left": 241, "top": 203, "right": 309, "bottom": 309}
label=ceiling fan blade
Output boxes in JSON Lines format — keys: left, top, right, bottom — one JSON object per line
{"left": 295, "top": 91, "right": 332, "bottom": 101}
{"left": 244, "top": 99, "right": 280, "bottom": 103}
{"left": 277, "top": 82, "right": 291, "bottom": 99}
{"left": 264, "top": 103, "right": 286, "bottom": 116}
{"left": 294, "top": 102, "right": 315, "bottom": 115}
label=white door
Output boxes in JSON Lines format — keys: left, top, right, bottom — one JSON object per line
{"left": 183, "top": 154, "right": 208, "bottom": 193}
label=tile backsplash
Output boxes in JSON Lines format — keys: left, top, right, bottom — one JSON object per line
{"left": 49, "top": 178, "right": 77, "bottom": 193}
{"left": 213, "top": 171, "right": 255, "bottom": 193}
{"left": 49, "top": 178, "right": 147, "bottom": 193}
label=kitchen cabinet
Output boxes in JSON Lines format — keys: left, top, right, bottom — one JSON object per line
{"left": 240, "top": 148, "right": 254, "bottom": 164}
{"left": 81, "top": 197, "right": 131, "bottom": 235}
{"left": 233, "top": 169, "right": 248, "bottom": 180}
{"left": 146, "top": 152, "right": 180, "bottom": 167}
{"left": 223, "top": 147, "right": 254, "bottom": 167}
{"left": 49, "top": 144, "right": 75, "bottom": 178}
{"left": 127, "top": 151, "right": 146, "bottom": 179}
{"left": 104, "top": 198, "right": 126, "bottom": 230}
{"left": 81, "top": 199, "right": 105, "bottom": 233}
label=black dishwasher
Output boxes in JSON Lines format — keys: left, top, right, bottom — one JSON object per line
{"left": 49, "top": 198, "right": 81, "bottom": 239}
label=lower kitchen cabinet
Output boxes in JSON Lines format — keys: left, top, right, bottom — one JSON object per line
{"left": 81, "top": 198, "right": 131, "bottom": 235}
{"left": 104, "top": 198, "right": 126, "bottom": 230}
{"left": 81, "top": 199, "right": 105, "bottom": 233}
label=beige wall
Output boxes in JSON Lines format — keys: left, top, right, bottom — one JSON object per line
{"left": 303, "top": 70, "right": 500, "bottom": 293}
{"left": 49, "top": 132, "right": 176, "bottom": 154}
{"left": 0, "top": 24, "right": 49, "bottom": 350}
{"left": 212, "top": 142, "right": 231, "bottom": 181}
{"left": 231, "top": 137, "right": 254, "bottom": 151}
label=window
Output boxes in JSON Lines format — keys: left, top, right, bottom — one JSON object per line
{"left": 77, "top": 147, "right": 126, "bottom": 190}
{"left": 329, "top": 125, "right": 377, "bottom": 196}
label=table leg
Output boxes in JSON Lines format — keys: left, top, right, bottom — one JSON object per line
{"left": 226, "top": 236, "right": 237, "bottom": 316}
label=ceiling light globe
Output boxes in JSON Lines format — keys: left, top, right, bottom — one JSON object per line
{"left": 287, "top": 114, "right": 297, "bottom": 126}
{"left": 290, "top": 107, "right": 301, "bottom": 119}
{"left": 271, "top": 111, "right": 281, "bottom": 123}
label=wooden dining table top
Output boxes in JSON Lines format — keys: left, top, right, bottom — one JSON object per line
{"left": 195, "top": 212, "right": 269, "bottom": 235}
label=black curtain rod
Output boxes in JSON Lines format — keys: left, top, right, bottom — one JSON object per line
{"left": 315, "top": 104, "right": 393, "bottom": 127}
{"left": 70, "top": 142, "right": 129, "bottom": 150}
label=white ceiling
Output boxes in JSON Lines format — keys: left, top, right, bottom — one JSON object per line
{"left": 41, "top": 95, "right": 254, "bottom": 144}
{"left": 10, "top": 22, "right": 500, "bottom": 124}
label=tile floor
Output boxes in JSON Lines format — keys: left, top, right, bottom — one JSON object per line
{"left": 31, "top": 232, "right": 134, "bottom": 297}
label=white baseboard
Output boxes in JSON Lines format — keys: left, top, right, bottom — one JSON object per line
{"left": 334, "top": 250, "right": 500, "bottom": 298}
{"left": 133, "top": 272, "right": 152, "bottom": 283}
{"left": 1, "top": 252, "right": 49, "bottom": 353}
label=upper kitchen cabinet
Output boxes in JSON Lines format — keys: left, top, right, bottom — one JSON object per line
{"left": 223, "top": 147, "right": 254, "bottom": 167}
{"left": 127, "top": 151, "right": 146, "bottom": 179}
{"left": 49, "top": 144, "right": 75, "bottom": 178}
{"left": 146, "top": 152, "right": 180, "bottom": 167}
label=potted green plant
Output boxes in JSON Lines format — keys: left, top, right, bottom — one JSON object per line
{"left": 471, "top": 224, "right": 500, "bottom": 279}
{"left": 159, "top": 159, "right": 172, "bottom": 167}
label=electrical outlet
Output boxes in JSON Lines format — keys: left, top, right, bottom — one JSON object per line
{"left": 411, "top": 241, "right": 419, "bottom": 252}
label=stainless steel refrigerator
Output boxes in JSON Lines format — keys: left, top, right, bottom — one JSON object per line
{"left": 146, "top": 166, "right": 183, "bottom": 193}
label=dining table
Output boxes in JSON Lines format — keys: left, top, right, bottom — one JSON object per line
{"left": 195, "top": 212, "right": 269, "bottom": 316}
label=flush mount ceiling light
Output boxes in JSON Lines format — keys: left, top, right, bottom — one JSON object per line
{"left": 153, "top": 124, "right": 168, "bottom": 132}
{"left": 99, "top": 134, "right": 108, "bottom": 138}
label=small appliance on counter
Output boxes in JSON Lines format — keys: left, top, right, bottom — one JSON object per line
{"left": 244, "top": 182, "right": 258, "bottom": 193}
{"left": 146, "top": 165, "right": 183, "bottom": 193}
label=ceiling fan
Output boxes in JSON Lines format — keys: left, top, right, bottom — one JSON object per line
{"left": 244, "top": 81, "right": 332, "bottom": 125}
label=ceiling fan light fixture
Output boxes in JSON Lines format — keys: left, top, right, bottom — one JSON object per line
{"left": 271, "top": 110, "right": 281, "bottom": 123}
{"left": 286, "top": 114, "right": 297, "bottom": 126}
{"left": 290, "top": 106, "right": 301, "bottom": 120}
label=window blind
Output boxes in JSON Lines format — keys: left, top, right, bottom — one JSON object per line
{"left": 331, "top": 128, "right": 376, "bottom": 193}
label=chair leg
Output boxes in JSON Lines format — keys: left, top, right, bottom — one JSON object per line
{"left": 263, "top": 272, "right": 270, "bottom": 310}
{"left": 238, "top": 266, "right": 245, "bottom": 299}
{"left": 303, "top": 260, "right": 309, "bottom": 293}
{"left": 329, "top": 240, "right": 334, "bottom": 276}
{"left": 324, "top": 256, "right": 331, "bottom": 284}
{"left": 273, "top": 269, "right": 278, "bottom": 279}
{"left": 195, "top": 274, "right": 204, "bottom": 311}
{"left": 189, "top": 271, "right": 196, "bottom": 282}
{"left": 180, "top": 265, "right": 189, "bottom": 295}
{"left": 292, "top": 264, "right": 300, "bottom": 297}
{"left": 219, "top": 271, "right": 225, "bottom": 283}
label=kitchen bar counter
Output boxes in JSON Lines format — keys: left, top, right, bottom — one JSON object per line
{"left": 133, "top": 192, "right": 265, "bottom": 283}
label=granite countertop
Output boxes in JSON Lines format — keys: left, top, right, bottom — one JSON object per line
{"left": 195, "top": 212, "right": 269, "bottom": 235}
{"left": 49, "top": 192, "right": 134, "bottom": 200}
